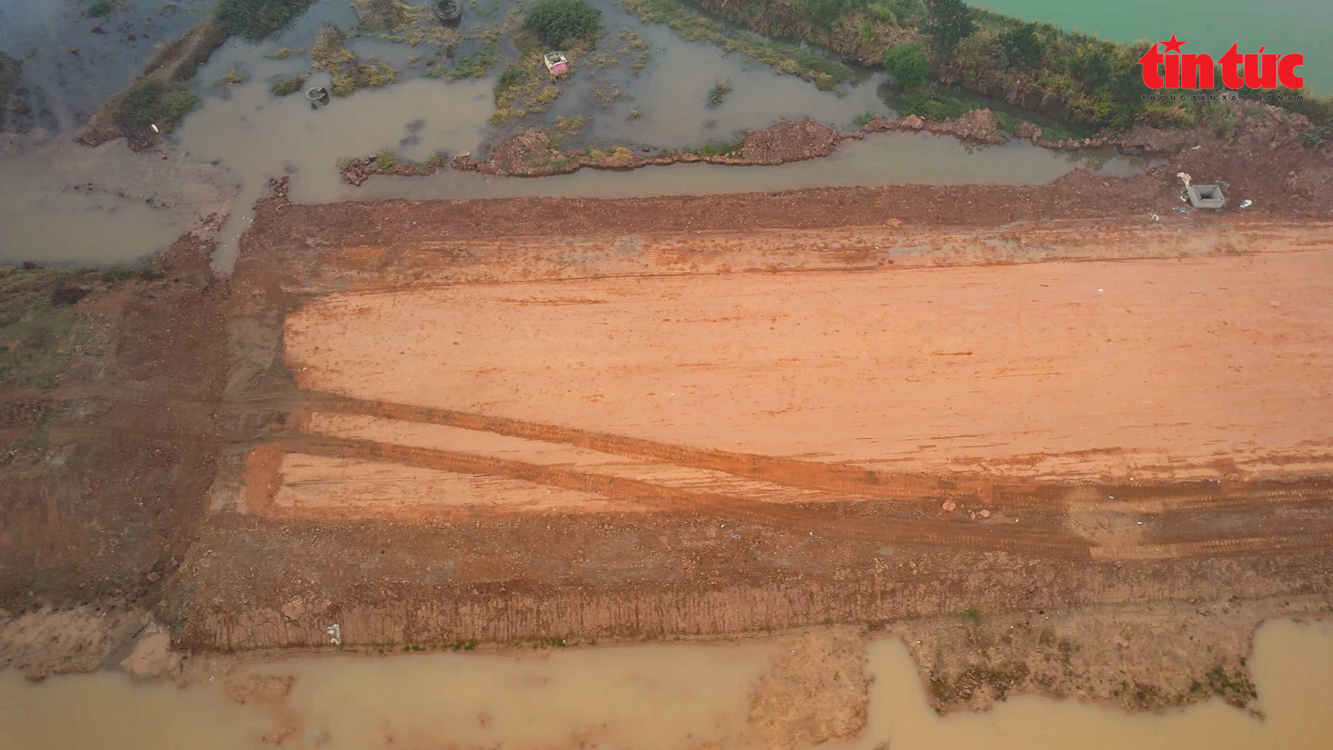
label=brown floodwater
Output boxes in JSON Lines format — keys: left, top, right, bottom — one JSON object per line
{"left": 2, "top": 619, "right": 1331, "bottom": 749}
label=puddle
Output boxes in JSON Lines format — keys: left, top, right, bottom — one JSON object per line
{"left": 3, "top": 619, "right": 1333, "bottom": 748}
{"left": 0, "top": 131, "right": 235, "bottom": 265}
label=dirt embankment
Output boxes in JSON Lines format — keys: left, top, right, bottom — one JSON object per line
{"left": 0, "top": 235, "right": 228, "bottom": 623}
{"left": 341, "top": 101, "right": 1332, "bottom": 220}
{"left": 79, "top": 17, "right": 230, "bottom": 148}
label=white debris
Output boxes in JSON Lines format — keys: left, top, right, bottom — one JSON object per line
{"left": 326, "top": 623, "right": 342, "bottom": 646}
{"left": 1240, "top": 199, "right": 1253, "bottom": 209}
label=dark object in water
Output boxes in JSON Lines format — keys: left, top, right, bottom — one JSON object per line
{"left": 435, "top": 0, "right": 461, "bottom": 26}
{"left": 305, "top": 87, "right": 330, "bottom": 108}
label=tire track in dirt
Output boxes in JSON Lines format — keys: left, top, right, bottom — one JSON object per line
{"left": 297, "top": 394, "right": 1333, "bottom": 517}
{"left": 300, "top": 394, "right": 993, "bottom": 502}
{"left": 270, "top": 433, "right": 1093, "bottom": 558}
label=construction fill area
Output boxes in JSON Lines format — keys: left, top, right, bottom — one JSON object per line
{"left": 146, "top": 194, "right": 1329, "bottom": 658}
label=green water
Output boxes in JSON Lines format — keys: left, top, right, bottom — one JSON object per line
{"left": 972, "top": 0, "right": 1331, "bottom": 94}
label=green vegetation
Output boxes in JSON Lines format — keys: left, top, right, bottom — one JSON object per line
{"left": 853, "top": 110, "right": 877, "bottom": 127}
{"left": 0, "top": 269, "right": 89, "bottom": 390}
{"left": 620, "top": 0, "right": 853, "bottom": 91}
{"left": 214, "top": 0, "right": 318, "bottom": 42}
{"left": 216, "top": 66, "right": 248, "bottom": 86}
{"left": 265, "top": 46, "right": 304, "bottom": 59}
{"left": 113, "top": 80, "right": 198, "bottom": 137}
{"left": 707, "top": 78, "right": 731, "bottom": 106}
{"left": 690, "top": 130, "right": 747, "bottom": 156}
{"left": 1188, "top": 666, "right": 1258, "bottom": 708}
{"left": 351, "top": 0, "right": 460, "bottom": 46}
{"left": 883, "top": 41, "right": 927, "bottom": 89}
{"left": 524, "top": 0, "right": 603, "bottom": 48}
{"left": 666, "top": 0, "right": 1328, "bottom": 132}
{"left": 87, "top": 0, "right": 115, "bottom": 18}
{"left": 491, "top": 47, "right": 562, "bottom": 122}
{"left": 963, "top": 605, "right": 982, "bottom": 625}
{"left": 269, "top": 73, "right": 307, "bottom": 96}
{"left": 922, "top": 0, "right": 973, "bottom": 54}
{"left": 311, "top": 26, "right": 397, "bottom": 96}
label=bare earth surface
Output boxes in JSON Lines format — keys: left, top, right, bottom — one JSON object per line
{"left": 5, "top": 178, "right": 1333, "bottom": 729}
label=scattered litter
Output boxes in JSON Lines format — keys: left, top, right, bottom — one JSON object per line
{"left": 1190, "top": 145, "right": 1202, "bottom": 150}
{"left": 326, "top": 623, "right": 342, "bottom": 646}
{"left": 1174, "top": 207, "right": 1190, "bottom": 214}
{"left": 1136, "top": 521, "right": 1143, "bottom": 525}
{"left": 1240, "top": 199, "right": 1253, "bottom": 209}
{"left": 1098, "top": 288, "right": 1103, "bottom": 292}
{"left": 1180, "top": 193, "right": 1189, "bottom": 203}
{"left": 1151, "top": 214, "right": 1160, "bottom": 222}
{"left": 150, "top": 123, "right": 159, "bottom": 133}
{"left": 731, "top": 534, "right": 740, "bottom": 539}
{"left": 1177, "top": 171, "right": 1193, "bottom": 188}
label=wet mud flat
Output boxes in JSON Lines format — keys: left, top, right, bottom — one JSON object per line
{"left": 5, "top": 618, "right": 1333, "bottom": 749}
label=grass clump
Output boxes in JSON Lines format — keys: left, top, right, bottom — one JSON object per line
{"left": 215, "top": 0, "right": 318, "bottom": 42}
{"left": 269, "top": 73, "right": 307, "bottom": 96}
{"left": 113, "top": 80, "right": 198, "bottom": 137}
{"left": 312, "top": 26, "right": 397, "bottom": 96}
{"left": 265, "top": 46, "right": 304, "bottom": 59}
{"left": 524, "top": 0, "right": 602, "bottom": 48}
{"left": 216, "top": 67, "right": 248, "bottom": 86}
{"left": 707, "top": 78, "right": 731, "bottom": 106}
{"left": 691, "top": 130, "right": 746, "bottom": 156}
{"left": 963, "top": 605, "right": 982, "bottom": 625}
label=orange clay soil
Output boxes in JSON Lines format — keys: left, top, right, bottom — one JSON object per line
{"left": 282, "top": 249, "right": 1333, "bottom": 489}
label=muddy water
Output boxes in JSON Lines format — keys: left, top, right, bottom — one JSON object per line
{"left": 347, "top": 132, "right": 1147, "bottom": 202}
{"left": 0, "top": 132, "right": 235, "bottom": 265}
{"left": 3, "top": 619, "right": 1333, "bottom": 748}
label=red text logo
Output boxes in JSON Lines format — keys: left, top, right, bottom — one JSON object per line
{"left": 1138, "top": 35, "right": 1303, "bottom": 90}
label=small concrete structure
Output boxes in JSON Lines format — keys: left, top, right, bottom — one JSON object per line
{"left": 305, "top": 86, "right": 330, "bottom": 108}
{"left": 543, "top": 52, "right": 569, "bottom": 76}
{"left": 1187, "top": 184, "right": 1226, "bottom": 210}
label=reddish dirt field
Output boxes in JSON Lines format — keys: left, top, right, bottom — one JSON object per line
{"left": 6, "top": 176, "right": 1333, "bottom": 715}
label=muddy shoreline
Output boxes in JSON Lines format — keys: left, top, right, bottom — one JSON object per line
{"left": 339, "top": 110, "right": 1109, "bottom": 185}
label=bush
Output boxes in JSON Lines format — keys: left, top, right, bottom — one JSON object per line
{"left": 999, "top": 22, "right": 1043, "bottom": 70}
{"left": 922, "top": 0, "right": 974, "bottom": 55}
{"left": 87, "top": 0, "right": 114, "bottom": 18}
{"left": 883, "top": 42, "right": 928, "bottom": 90}
{"left": 523, "top": 0, "right": 602, "bottom": 48}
